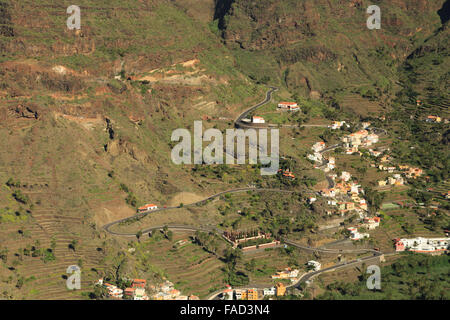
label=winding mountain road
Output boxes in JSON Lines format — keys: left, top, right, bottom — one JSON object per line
{"left": 103, "top": 187, "right": 304, "bottom": 236}
{"left": 104, "top": 85, "right": 311, "bottom": 236}
{"left": 235, "top": 86, "right": 278, "bottom": 128}
{"left": 102, "top": 86, "right": 392, "bottom": 294}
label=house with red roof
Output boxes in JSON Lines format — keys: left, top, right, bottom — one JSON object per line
{"left": 138, "top": 204, "right": 158, "bottom": 213}
{"left": 277, "top": 102, "right": 299, "bottom": 111}
{"left": 252, "top": 116, "right": 265, "bottom": 124}
{"left": 132, "top": 279, "right": 147, "bottom": 288}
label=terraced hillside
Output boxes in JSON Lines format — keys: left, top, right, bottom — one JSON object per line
{"left": 0, "top": 0, "right": 448, "bottom": 300}
{"left": 0, "top": 0, "right": 265, "bottom": 299}
{"left": 218, "top": 0, "right": 447, "bottom": 104}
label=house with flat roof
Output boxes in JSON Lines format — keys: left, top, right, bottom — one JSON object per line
{"left": 263, "top": 287, "right": 276, "bottom": 297}
{"left": 394, "top": 237, "right": 449, "bottom": 253}
{"left": 276, "top": 283, "right": 286, "bottom": 296}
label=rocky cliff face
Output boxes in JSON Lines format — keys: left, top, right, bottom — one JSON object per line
{"left": 217, "top": 0, "right": 446, "bottom": 97}
{"left": 221, "top": 0, "right": 442, "bottom": 50}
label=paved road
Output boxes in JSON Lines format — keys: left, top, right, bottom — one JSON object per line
{"left": 326, "top": 176, "right": 335, "bottom": 188}
{"left": 102, "top": 85, "right": 394, "bottom": 297}
{"left": 207, "top": 248, "right": 393, "bottom": 299}
{"left": 234, "top": 86, "right": 331, "bottom": 130}
{"left": 103, "top": 85, "right": 339, "bottom": 236}
{"left": 103, "top": 187, "right": 304, "bottom": 236}
{"left": 294, "top": 253, "right": 384, "bottom": 288}
{"left": 235, "top": 86, "right": 278, "bottom": 128}
{"left": 296, "top": 251, "right": 398, "bottom": 288}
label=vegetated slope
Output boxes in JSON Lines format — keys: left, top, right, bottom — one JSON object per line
{"left": 218, "top": 0, "right": 445, "bottom": 104}
{"left": 0, "top": 0, "right": 262, "bottom": 299}
{"left": 388, "top": 18, "right": 449, "bottom": 185}
{"left": 317, "top": 253, "right": 449, "bottom": 300}
{"left": 0, "top": 0, "right": 448, "bottom": 300}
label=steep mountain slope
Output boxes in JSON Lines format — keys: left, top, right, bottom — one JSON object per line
{"left": 388, "top": 16, "right": 449, "bottom": 183}
{"left": 0, "top": 0, "right": 448, "bottom": 299}
{"left": 0, "top": 0, "right": 263, "bottom": 299}
{"left": 218, "top": 0, "right": 445, "bottom": 106}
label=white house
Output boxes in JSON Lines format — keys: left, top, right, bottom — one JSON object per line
{"left": 349, "top": 182, "right": 360, "bottom": 194}
{"left": 308, "top": 197, "right": 317, "bottom": 204}
{"left": 307, "top": 152, "right": 323, "bottom": 163}
{"left": 252, "top": 116, "right": 265, "bottom": 124}
{"left": 263, "top": 287, "right": 276, "bottom": 296}
{"left": 341, "top": 171, "right": 351, "bottom": 182}
{"left": 138, "top": 204, "right": 158, "bottom": 213}
{"left": 363, "top": 217, "right": 381, "bottom": 230}
{"left": 133, "top": 288, "right": 149, "bottom": 300}
{"left": 312, "top": 141, "right": 326, "bottom": 153}
{"left": 361, "top": 122, "right": 371, "bottom": 129}
{"left": 327, "top": 157, "right": 336, "bottom": 170}
{"left": 369, "top": 149, "right": 382, "bottom": 157}
{"left": 347, "top": 227, "right": 369, "bottom": 241}
{"left": 366, "top": 134, "right": 379, "bottom": 145}
{"left": 234, "top": 289, "right": 244, "bottom": 300}
{"left": 329, "top": 121, "right": 346, "bottom": 130}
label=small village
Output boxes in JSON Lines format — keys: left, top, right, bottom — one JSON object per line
{"left": 96, "top": 278, "right": 200, "bottom": 300}
{"left": 1, "top": 0, "right": 448, "bottom": 306}
{"left": 104, "top": 99, "right": 449, "bottom": 301}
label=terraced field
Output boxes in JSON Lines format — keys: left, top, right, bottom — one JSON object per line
{"left": 339, "top": 94, "right": 385, "bottom": 116}
{"left": 135, "top": 232, "right": 227, "bottom": 298}
{"left": 0, "top": 207, "right": 106, "bottom": 299}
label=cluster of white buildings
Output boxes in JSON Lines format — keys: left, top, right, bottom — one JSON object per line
{"left": 376, "top": 165, "right": 423, "bottom": 187}
{"left": 320, "top": 171, "right": 369, "bottom": 217}
{"left": 308, "top": 144, "right": 370, "bottom": 217}
{"left": 308, "top": 141, "right": 326, "bottom": 164}
{"left": 98, "top": 278, "right": 149, "bottom": 300}
{"left": 378, "top": 174, "right": 405, "bottom": 187}
{"left": 363, "top": 217, "right": 381, "bottom": 230}
{"left": 222, "top": 283, "right": 286, "bottom": 300}
{"left": 346, "top": 216, "right": 382, "bottom": 240}
{"left": 97, "top": 278, "right": 200, "bottom": 301}
{"left": 341, "top": 130, "right": 379, "bottom": 154}
{"left": 101, "top": 281, "right": 124, "bottom": 299}
{"left": 271, "top": 267, "right": 300, "bottom": 283}
{"left": 150, "top": 280, "right": 199, "bottom": 300}
{"left": 394, "top": 237, "right": 449, "bottom": 254}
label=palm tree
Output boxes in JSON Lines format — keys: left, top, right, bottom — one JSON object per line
{"left": 136, "top": 230, "right": 143, "bottom": 242}
{"left": 69, "top": 239, "right": 78, "bottom": 252}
